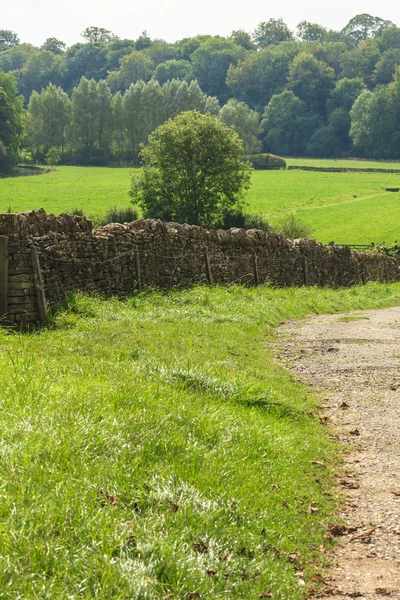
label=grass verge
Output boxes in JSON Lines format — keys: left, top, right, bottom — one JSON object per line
{"left": 1, "top": 282, "right": 400, "bottom": 598}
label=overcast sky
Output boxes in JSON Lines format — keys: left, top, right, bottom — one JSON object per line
{"left": 3, "top": 0, "right": 400, "bottom": 46}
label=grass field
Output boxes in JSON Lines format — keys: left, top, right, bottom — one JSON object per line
{"left": 1, "top": 159, "right": 400, "bottom": 243}
{"left": 2, "top": 282, "right": 400, "bottom": 598}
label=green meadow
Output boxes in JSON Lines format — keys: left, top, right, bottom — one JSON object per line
{"left": 2, "top": 282, "right": 400, "bottom": 598}
{"left": 1, "top": 158, "right": 400, "bottom": 243}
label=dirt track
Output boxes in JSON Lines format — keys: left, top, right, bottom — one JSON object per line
{"left": 278, "top": 307, "right": 400, "bottom": 599}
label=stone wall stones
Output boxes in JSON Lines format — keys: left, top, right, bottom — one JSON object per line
{"left": 0, "top": 209, "right": 398, "bottom": 326}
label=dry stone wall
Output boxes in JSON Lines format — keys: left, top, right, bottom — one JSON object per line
{"left": 0, "top": 209, "right": 398, "bottom": 326}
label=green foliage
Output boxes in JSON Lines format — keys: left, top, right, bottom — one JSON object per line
{"left": 219, "top": 99, "right": 261, "bottom": 154}
{"left": 276, "top": 214, "right": 313, "bottom": 239}
{"left": 0, "top": 69, "right": 25, "bottom": 175}
{"left": 153, "top": 59, "right": 193, "bottom": 84}
{"left": 342, "top": 14, "right": 395, "bottom": 45}
{"left": 252, "top": 18, "right": 293, "bottom": 47}
{"left": 0, "top": 29, "right": 19, "bottom": 51}
{"left": 130, "top": 111, "right": 252, "bottom": 227}
{"left": 246, "top": 153, "right": 286, "bottom": 170}
{"left": 96, "top": 205, "right": 139, "bottom": 226}
{"left": 45, "top": 147, "right": 61, "bottom": 165}
{"left": 375, "top": 241, "right": 400, "bottom": 257}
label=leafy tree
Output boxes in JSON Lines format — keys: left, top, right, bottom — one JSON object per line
{"left": 219, "top": 99, "right": 261, "bottom": 154}
{"left": 130, "top": 111, "right": 252, "bottom": 227}
{"left": 153, "top": 60, "right": 193, "bottom": 85}
{"left": 82, "top": 27, "right": 118, "bottom": 44}
{"left": 311, "top": 42, "right": 349, "bottom": 76}
{"left": 261, "top": 90, "right": 320, "bottom": 155}
{"left": 373, "top": 49, "right": 400, "bottom": 84}
{"left": 18, "top": 50, "right": 66, "bottom": 100}
{"left": 191, "top": 38, "right": 246, "bottom": 102}
{"left": 143, "top": 40, "right": 179, "bottom": 65}
{"left": 0, "top": 70, "right": 24, "bottom": 174}
{"left": 287, "top": 52, "right": 335, "bottom": 115}
{"left": 339, "top": 38, "right": 380, "bottom": 84}
{"left": 135, "top": 31, "right": 152, "bottom": 51}
{"left": 0, "top": 43, "right": 36, "bottom": 72}
{"left": 306, "top": 125, "right": 341, "bottom": 157}
{"left": 106, "top": 39, "right": 136, "bottom": 71}
{"left": 226, "top": 43, "right": 298, "bottom": 109}
{"left": 66, "top": 43, "right": 109, "bottom": 89}
{"left": 253, "top": 18, "right": 293, "bottom": 48}
{"left": 342, "top": 14, "right": 395, "bottom": 45}
{"left": 27, "top": 84, "right": 71, "bottom": 160}
{"left": 230, "top": 30, "right": 255, "bottom": 50}
{"left": 328, "top": 77, "right": 366, "bottom": 112}
{"left": 297, "top": 21, "right": 328, "bottom": 43}
{"left": 41, "top": 38, "right": 66, "bottom": 55}
{"left": 377, "top": 27, "right": 400, "bottom": 51}
{"left": 107, "top": 50, "right": 154, "bottom": 92}
{"left": 0, "top": 30, "right": 19, "bottom": 51}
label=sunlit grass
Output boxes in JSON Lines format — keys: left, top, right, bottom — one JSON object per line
{"left": 1, "top": 282, "right": 400, "bottom": 597}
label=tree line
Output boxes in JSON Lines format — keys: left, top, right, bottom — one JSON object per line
{"left": 2, "top": 13, "right": 400, "bottom": 173}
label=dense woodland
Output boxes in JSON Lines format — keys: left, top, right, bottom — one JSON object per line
{"left": 2, "top": 14, "right": 400, "bottom": 172}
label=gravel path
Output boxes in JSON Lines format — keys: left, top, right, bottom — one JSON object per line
{"left": 277, "top": 307, "right": 400, "bottom": 599}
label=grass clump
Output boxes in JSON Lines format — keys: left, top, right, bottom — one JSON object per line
{"left": 0, "top": 282, "right": 400, "bottom": 597}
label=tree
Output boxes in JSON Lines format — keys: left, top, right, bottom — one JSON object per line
{"left": 297, "top": 21, "right": 328, "bottom": 43}
{"left": 261, "top": 90, "right": 321, "bottom": 155}
{"left": 66, "top": 43, "right": 109, "bottom": 89}
{"left": 41, "top": 38, "right": 66, "bottom": 55}
{"left": 219, "top": 99, "right": 261, "bottom": 154}
{"left": 17, "top": 50, "right": 66, "bottom": 100}
{"left": 82, "top": 27, "right": 118, "bottom": 44}
{"left": 226, "top": 43, "right": 298, "bottom": 109}
{"left": 373, "top": 49, "right": 400, "bottom": 85}
{"left": 191, "top": 38, "right": 246, "bottom": 102}
{"left": 342, "top": 14, "right": 395, "bottom": 45}
{"left": 287, "top": 52, "right": 335, "bottom": 115}
{"left": 0, "top": 30, "right": 19, "bottom": 51}
{"left": 107, "top": 50, "right": 154, "bottom": 92}
{"left": 27, "top": 84, "right": 71, "bottom": 160}
{"left": 130, "top": 111, "right": 252, "bottom": 227}
{"left": 153, "top": 60, "right": 193, "bottom": 85}
{"left": 0, "top": 70, "right": 24, "bottom": 174}
{"left": 252, "top": 19, "right": 293, "bottom": 48}
{"left": 230, "top": 30, "right": 255, "bottom": 50}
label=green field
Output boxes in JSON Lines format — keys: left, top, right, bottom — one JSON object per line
{"left": 1, "top": 160, "right": 400, "bottom": 243}
{"left": 2, "top": 282, "right": 400, "bottom": 597}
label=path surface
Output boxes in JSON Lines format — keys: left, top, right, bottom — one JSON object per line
{"left": 277, "top": 307, "right": 400, "bottom": 599}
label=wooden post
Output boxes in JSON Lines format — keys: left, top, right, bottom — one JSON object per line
{"left": 360, "top": 261, "right": 366, "bottom": 285}
{"left": 302, "top": 256, "right": 309, "bottom": 286}
{"left": 31, "top": 245, "right": 48, "bottom": 324}
{"left": 0, "top": 236, "right": 8, "bottom": 320}
{"left": 253, "top": 254, "right": 259, "bottom": 286}
{"left": 134, "top": 245, "right": 142, "bottom": 292}
{"left": 205, "top": 247, "right": 213, "bottom": 284}
{"left": 384, "top": 262, "right": 389, "bottom": 283}
{"left": 337, "top": 260, "right": 343, "bottom": 287}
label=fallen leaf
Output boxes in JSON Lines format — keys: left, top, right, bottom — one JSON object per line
{"left": 193, "top": 540, "right": 208, "bottom": 554}
{"left": 328, "top": 524, "right": 348, "bottom": 536}
{"left": 286, "top": 552, "right": 300, "bottom": 562}
{"left": 206, "top": 569, "right": 217, "bottom": 576}
{"left": 259, "top": 592, "right": 273, "bottom": 598}
{"left": 312, "top": 461, "right": 327, "bottom": 468}
{"left": 311, "top": 574, "right": 325, "bottom": 583}
{"left": 339, "top": 479, "right": 360, "bottom": 489}
{"left": 186, "top": 593, "right": 200, "bottom": 600}
{"left": 391, "top": 490, "right": 400, "bottom": 497}
{"left": 375, "top": 588, "right": 392, "bottom": 596}
{"left": 349, "top": 428, "right": 360, "bottom": 436}
{"left": 340, "top": 401, "right": 349, "bottom": 409}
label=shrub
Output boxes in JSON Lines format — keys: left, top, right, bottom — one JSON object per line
{"left": 214, "top": 211, "right": 271, "bottom": 231}
{"left": 375, "top": 241, "right": 400, "bottom": 258}
{"left": 275, "top": 214, "right": 313, "bottom": 239}
{"left": 245, "top": 153, "right": 286, "bottom": 170}
{"left": 45, "top": 147, "right": 61, "bottom": 166}
{"left": 97, "top": 206, "right": 139, "bottom": 226}
{"left": 75, "top": 146, "right": 110, "bottom": 166}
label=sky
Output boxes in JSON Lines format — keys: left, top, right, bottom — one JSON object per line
{"left": 3, "top": 0, "right": 400, "bottom": 47}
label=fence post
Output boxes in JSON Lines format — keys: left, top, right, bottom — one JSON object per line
{"left": 384, "top": 262, "right": 389, "bottom": 283}
{"left": 31, "top": 245, "right": 48, "bottom": 324}
{"left": 302, "top": 256, "right": 309, "bottom": 286}
{"left": 359, "top": 261, "right": 366, "bottom": 285}
{"left": 134, "top": 245, "right": 142, "bottom": 292}
{"left": 253, "top": 254, "right": 259, "bottom": 286}
{"left": 0, "top": 236, "right": 8, "bottom": 320}
{"left": 205, "top": 247, "right": 213, "bottom": 284}
{"left": 337, "top": 260, "right": 343, "bottom": 287}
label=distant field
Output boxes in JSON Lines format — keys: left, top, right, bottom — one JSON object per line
{"left": 1, "top": 161, "right": 400, "bottom": 243}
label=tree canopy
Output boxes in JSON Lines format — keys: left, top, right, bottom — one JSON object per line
{"left": 130, "top": 111, "right": 252, "bottom": 227}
